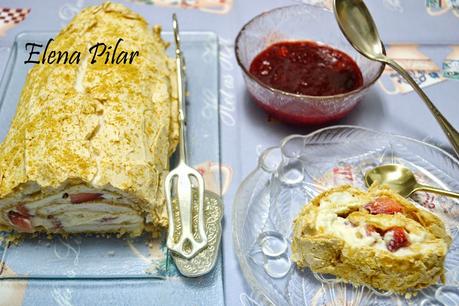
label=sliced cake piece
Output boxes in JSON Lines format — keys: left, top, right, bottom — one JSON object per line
{"left": 292, "top": 184, "right": 451, "bottom": 293}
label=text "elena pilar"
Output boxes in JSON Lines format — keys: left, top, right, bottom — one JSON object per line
{"left": 24, "top": 38, "right": 139, "bottom": 65}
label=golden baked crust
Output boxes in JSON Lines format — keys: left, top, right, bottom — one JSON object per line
{"left": 292, "top": 184, "right": 451, "bottom": 293}
{"left": 0, "top": 3, "right": 178, "bottom": 235}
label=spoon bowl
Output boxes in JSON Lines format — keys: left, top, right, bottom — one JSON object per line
{"left": 334, "top": 0, "right": 385, "bottom": 60}
{"left": 365, "top": 164, "right": 459, "bottom": 199}
{"left": 365, "top": 164, "right": 417, "bottom": 198}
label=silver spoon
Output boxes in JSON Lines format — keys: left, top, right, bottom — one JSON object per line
{"left": 334, "top": 0, "right": 459, "bottom": 157}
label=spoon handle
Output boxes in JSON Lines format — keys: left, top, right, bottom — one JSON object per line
{"left": 414, "top": 184, "right": 459, "bottom": 199}
{"left": 384, "top": 57, "right": 459, "bottom": 157}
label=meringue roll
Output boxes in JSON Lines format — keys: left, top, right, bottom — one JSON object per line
{"left": 0, "top": 3, "right": 178, "bottom": 236}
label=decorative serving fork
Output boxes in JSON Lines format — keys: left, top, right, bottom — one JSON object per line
{"left": 164, "top": 14, "right": 207, "bottom": 259}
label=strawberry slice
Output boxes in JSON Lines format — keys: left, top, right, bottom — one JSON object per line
{"left": 70, "top": 193, "right": 103, "bottom": 204}
{"left": 385, "top": 227, "right": 410, "bottom": 252}
{"left": 8, "top": 211, "right": 33, "bottom": 232}
{"left": 364, "top": 196, "right": 404, "bottom": 215}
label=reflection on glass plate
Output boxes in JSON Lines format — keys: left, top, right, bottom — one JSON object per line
{"left": 233, "top": 125, "right": 459, "bottom": 305}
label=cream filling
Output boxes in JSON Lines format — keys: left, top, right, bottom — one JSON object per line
{"left": 21, "top": 185, "right": 133, "bottom": 211}
{"left": 2, "top": 184, "right": 143, "bottom": 233}
{"left": 37, "top": 203, "right": 132, "bottom": 216}
{"left": 31, "top": 210, "right": 142, "bottom": 230}
{"left": 316, "top": 191, "right": 431, "bottom": 256}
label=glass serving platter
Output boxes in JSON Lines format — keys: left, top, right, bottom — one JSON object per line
{"left": 0, "top": 31, "right": 221, "bottom": 282}
{"left": 233, "top": 125, "right": 459, "bottom": 306}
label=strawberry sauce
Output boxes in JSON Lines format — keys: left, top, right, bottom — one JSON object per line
{"left": 249, "top": 41, "right": 363, "bottom": 96}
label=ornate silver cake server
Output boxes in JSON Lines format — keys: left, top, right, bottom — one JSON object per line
{"left": 164, "top": 14, "right": 207, "bottom": 260}
{"left": 171, "top": 190, "right": 223, "bottom": 277}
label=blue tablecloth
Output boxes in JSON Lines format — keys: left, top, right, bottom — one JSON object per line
{"left": 0, "top": 0, "right": 458, "bottom": 305}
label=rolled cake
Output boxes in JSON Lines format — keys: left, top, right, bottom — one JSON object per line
{"left": 0, "top": 3, "right": 178, "bottom": 236}
{"left": 292, "top": 185, "right": 451, "bottom": 293}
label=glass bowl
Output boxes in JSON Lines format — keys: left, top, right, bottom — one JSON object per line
{"left": 235, "top": 4, "right": 385, "bottom": 125}
{"left": 233, "top": 125, "right": 459, "bottom": 305}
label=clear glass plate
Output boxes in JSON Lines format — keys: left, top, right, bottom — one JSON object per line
{"left": 0, "top": 31, "right": 221, "bottom": 280}
{"left": 233, "top": 125, "right": 459, "bottom": 305}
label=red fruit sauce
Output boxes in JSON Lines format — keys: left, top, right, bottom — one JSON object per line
{"left": 249, "top": 41, "right": 363, "bottom": 96}
{"left": 248, "top": 41, "right": 364, "bottom": 124}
